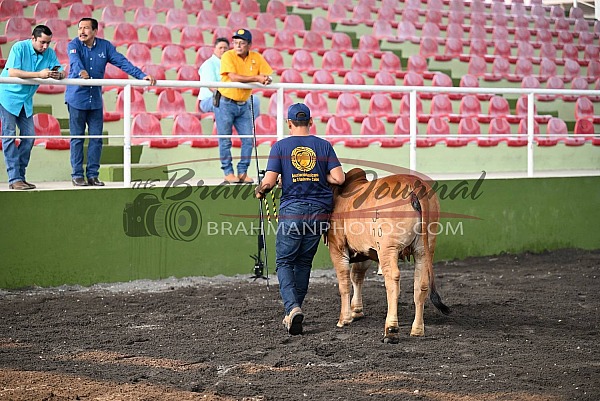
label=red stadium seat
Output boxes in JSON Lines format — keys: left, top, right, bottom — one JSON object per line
{"left": 468, "top": 55, "right": 487, "bottom": 77}
{"left": 335, "top": 93, "right": 364, "bottom": 122}
{"left": 514, "top": 119, "right": 539, "bottom": 147}
{"left": 33, "top": 113, "right": 69, "bottom": 150}
{"left": 180, "top": 26, "right": 205, "bottom": 50}
{"left": 155, "top": 89, "right": 186, "bottom": 119}
{"left": 399, "top": 93, "right": 424, "bottom": 121}
{"left": 325, "top": 116, "right": 353, "bottom": 145}
{"left": 133, "top": 7, "right": 158, "bottom": 28}
{"left": 395, "top": 21, "right": 419, "bottom": 44}
{"left": 104, "top": 89, "right": 147, "bottom": 121}
{"left": 368, "top": 93, "right": 394, "bottom": 122}
{"left": 173, "top": 113, "right": 203, "bottom": 145}
{"left": 146, "top": 24, "right": 173, "bottom": 48}
{"left": 343, "top": 70, "right": 368, "bottom": 98}
{"left": 479, "top": 117, "right": 510, "bottom": 147}
{"left": 262, "top": 48, "right": 285, "bottom": 75}
{"left": 240, "top": 0, "right": 260, "bottom": 17}
{"left": 252, "top": 115, "right": 279, "bottom": 146}
{"left": 539, "top": 117, "right": 567, "bottom": 146}
{"left": 255, "top": 13, "right": 277, "bottom": 35}
{"left": 68, "top": 3, "right": 93, "bottom": 25}
{"left": 488, "top": 96, "right": 511, "bottom": 119}
{"left": 539, "top": 76, "right": 564, "bottom": 102}
{"left": 437, "top": 37, "right": 463, "bottom": 62}
{"left": 268, "top": 92, "right": 294, "bottom": 118}
{"left": 350, "top": 51, "right": 375, "bottom": 78}
{"left": 380, "top": 51, "right": 403, "bottom": 79}
{"left": 403, "top": 71, "right": 424, "bottom": 90}
{"left": 3, "top": 17, "right": 32, "bottom": 42}
{"left": 280, "top": 69, "right": 305, "bottom": 97}
{"left": 456, "top": 117, "right": 480, "bottom": 146}
{"left": 132, "top": 113, "right": 178, "bottom": 148}
{"left": 302, "top": 31, "right": 325, "bottom": 55}
{"left": 125, "top": 44, "right": 152, "bottom": 67}
{"left": 266, "top": 0, "right": 286, "bottom": 20}
{"left": 419, "top": 37, "right": 439, "bottom": 58}
{"left": 291, "top": 49, "right": 316, "bottom": 75}
{"left": 311, "top": 16, "right": 333, "bottom": 39}
{"left": 196, "top": 10, "right": 219, "bottom": 30}
{"left": 0, "top": 0, "right": 25, "bottom": 22}
{"left": 423, "top": 117, "right": 450, "bottom": 147}
{"left": 34, "top": 1, "right": 59, "bottom": 21}
{"left": 226, "top": 11, "right": 248, "bottom": 30}
{"left": 459, "top": 95, "right": 483, "bottom": 121}
{"left": 273, "top": 30, "right": 297, "bottom": 54}
{"left": 575, "top": 97, "right": 597, "bottom": 122}
{"left": 165, "top": 8, "right": 190, "bottom": 29}
{"left": 112, "top": 22, "right": 139, "bottom": 47}
{"left": 380, "top": 116, "right": 411, "bottom": 148}
{"left": 175, "top": 65, "right": 200, "bottom": 96}
{"left": 101, "top": 5, "right": 126, "bottom": 27}
{"left": 303, "top": 92, "right": 331, "bottom": 122}
{"left": 568, "top": 119, "right": 595, "bottom": 145}
{"left": 161, "top": 45, "right": 187, "bottom": 70}
{"left": 374, "top": 71, "right": 401, "bottom": 99}
{"left": 141, "top": 64, "right": 166, "bottom": 94}
{"left": 331, "top": 32, "right": 353, "bottom": 56}
{"left": 485, "top": 57, "right": 510, "bottom": 82}
{"left": 312, "top": 69, "right": 338, "bottom": 98}
{"left": 210, "top": 0, "right": 231, "bottom": 16}
{"left": 321, "top": 50, "right": 348, "bottom": 76}
{"left": 283, "top": 14, "right": 306, "bottom": 36}
{"left": 350, "top": 117, "right": 385, "bottom": 148}
{"left": 358, "top": 35, "right": 382, "bottom": 58}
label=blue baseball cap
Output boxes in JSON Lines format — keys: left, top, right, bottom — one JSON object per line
{"left": 287, "top": 103, "right": 311, "bottom": 121}
{"left": 232, "top": 29, "right": 252, "bottom": 43}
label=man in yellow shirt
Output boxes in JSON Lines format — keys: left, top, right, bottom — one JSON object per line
{"left": 215, "top": 29, "right": 273, "bottom": 184}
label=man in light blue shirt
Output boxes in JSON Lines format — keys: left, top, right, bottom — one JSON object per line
{"left": 0, "top": 25, "right": 65, "bottom": 190}
{"left": 66, "top": 17, "right": 156, "bottom": 187}
{"left": 197, "top": 37, "right": 260, "bottom": 118}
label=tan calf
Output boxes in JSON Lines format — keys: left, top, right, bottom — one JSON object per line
{"left": 327, "top": 168, "right": 450, "bottom": 343}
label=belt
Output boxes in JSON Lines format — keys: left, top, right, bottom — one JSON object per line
{"left": 222, "top": 96, "right": 247, "bottom": 106}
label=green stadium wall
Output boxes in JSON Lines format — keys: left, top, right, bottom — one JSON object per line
{"left": 1, "top": 176, "right": 599, "bottom": 289}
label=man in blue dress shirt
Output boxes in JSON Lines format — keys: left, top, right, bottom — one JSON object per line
{"left": 65, "top": 18, "right": 156, "bottom": 186}
{"left": 0, "top": 25, "right": 65, "bottom": 190}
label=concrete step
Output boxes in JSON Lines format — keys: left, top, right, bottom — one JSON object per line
{"left": 99, "top": 163, "right": 169, "bottom": 182}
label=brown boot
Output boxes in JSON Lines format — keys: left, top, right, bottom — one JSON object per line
{"left": 286, "top": 307, "right": 304, "bottom": 335}
{"left": 223, "top": 174, "right": 239, "bottom": 184}
{"left": 9, "top": 181, "right": 31, "bottom": 190}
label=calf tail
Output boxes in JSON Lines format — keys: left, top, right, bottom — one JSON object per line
{"left": 411, "top": 192, "right": 451, "bottom": 316}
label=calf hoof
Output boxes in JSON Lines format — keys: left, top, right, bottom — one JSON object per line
{"left": 351, "top": 311, "right": 365, "bottom": 320}
{"left": 410, "top": 325, "right": 425, "bottom": 337}
{"left": 337, "top": 319, "right": 353, "bottom": 328}
{"left": 382, "top": 326, "right": 400, "bottom": 344}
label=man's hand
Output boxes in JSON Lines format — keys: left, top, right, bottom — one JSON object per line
{"left": 78, "top": 70, "right": 90, "bottom": 79}
{"left": 257, "top": 74, "right": 272, "bottom": 85}
{"left": 255, "top": 185, "right": 265, "bottom": 199}
{"left": 39, "top": 68, "right": 54, "bottom": 79}
{"left": 144, "top": 75, "right": 157, "bottom": 85}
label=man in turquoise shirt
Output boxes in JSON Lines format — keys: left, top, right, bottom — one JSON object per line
{"left": 0, "top": 25, "right": 64, "bottom": 190}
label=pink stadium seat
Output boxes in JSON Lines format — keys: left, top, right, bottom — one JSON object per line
{"left": 540, "top": 117, "right": 567, "bottom": 146}
{"left": 488, "top": 96, "right": 511, "bottom": 119}
{"left": 302, "top": 31, "right": 325, "bottom": 55}
{"left": 121, "top": 0, "right": 145, "bottom": 11}
{"left": 421, "top": 22, "right": 441, "bottom": 40}
{"left": 165, "top": 8, "right": 189, "bottom": 29}
{"left": 104, "top": 89, "right": 147, "bottom": 121}
{"left": 0, "top": 0, "right": 24, "bottom": 22}
{"left": 399, "top": 93, "right": 424, "bottom": 120}
{"left": 210, "top": 0, "right": 231, "bottom": 16}
{"left": 101, "top": 5, "right": 126, "bottom": 27}
{"left": 514, "top": 27, "right": 531, "bottom": 44}
{"left": 453, "top": 118, "right": 479, "bottom": 147}
{"left": 574, "top": 18, "right": 590, "bottom": 34}
{"left": 291, "top": 49, "right": 316, "bottom": 75}
{"left": 578, "top": 31, "right": 595, "bottom": 47}
{"left": 41, "top": 18, "right": 68, "bottom": 41}
{"left": 147, "top": 24, "right": 172, "bottom": 48}
{"left": 268, "top": 92, "right": 294, "bottom": 118}
{"left": 331, "top": 32, "right": 353, "bottom": 55}
{"left": 374, "top": 71, "right": 400, "bottom": 99}
{"left": 514, "top": 119, "right": 539, "bottom": 147}
{"left": 240, "top": 0, "right": 260, "bottom": 17}
{"left": 350, "top": 51, "right": 375, "bottom": 78}
{"left": 280, "top": 69, "right": 305, "bottom": 97}
{"left": 283, "top": 14, "right": 306, "bottom": 35}
{"left": 423, "top": 117, "right": 450, "bottom": 147}
{"left": 262, "top": 48, "right": 285, "bottom": 75}
{"left": 584, "top": 46, "right": 600, "bottom": 62}
{"left": 3, "top": 17, "right": 32, "bottom": 42}
{"left": 180, "top": 26, "right": 205, "bottom": 50}
{"left": 492, "top": 40, "right": 512, "bottom": 60}
{"left": 563, "top": 59, "right": 582, "bottom": 82}
{"left": 68, "top": 3, "right": 93, "bottom": 25}
{"left": 349, "top": 117, "right": 384, "bottom": 148}
{"left": 403, "top": 71, "right": 424, "bottom": 90}
{"left": 478, "top": 117, "right": 511, "bottom": 147}
{"left": 133, "top": 7, "right": 158, "bottom": 28}
{"left": 112, "top": 22, "right": 139, "bottom": 47}
{"left": 251, "top": 115, "right": 279, "bottom": 146}
{"left": 102, "top": 63, "right": 128, "bottom": 92}
{"left": 536, "top": 29, "right": 553, "bottom": 45}
{"left": 311, "top": 16, "right": 333, "bottom": 39}
{"left": 368, "top": 94, "right": 394, "bottom": 122}
{"left": 569, "top": 6, "right": 584, "bottom": 19}
{"left": 447, "top": 10, "right": 465, "bottom": 26}
{"left": 196, "top": 10, "right": 219, "bottom": 30}
{"left": 53, "top": 39, "right": 69, "bottom": 65}
{"left": 226, "top": 11, "right": 248, "bottom": 30}
{"left": 151, "top": 0, "right": 175, "bottom": 12}
{"left": 539, "top": 76, "right": 565, "bottom": 102}
{"left": 539, "top": 57, "right": 557, "bottom": 81}
{"left": 325, "top": 116, "right": 353, "bottom": 145}
{"left": 312, "top": 69, "right": 338, "bottom": 98}
{"left": 570, "top": 119, "right": 595, "bottom": 145}
{"left": 125, "top": 43, "right": 152, "bottom": 66}
{"left": 266, "top": 0, "right": 286, "bottom": 20}
{"left": 437, "top": 37, "right": 463, "bottom": 62}
{"left": 419, "top": 37, "right": 439, "bottom": 58}
{"left": 459, "top": 95, "right": 483, "bottom": 120}
{"left": 445, "top": 23, "right": 464, "bottom": 41}
{"left": 372, "top": 20, "right": 394, "bottom": 41}
{"left": 34, "top": 1, "right": 59, "bottom": 21}
{"left": 343, "top": 70, "right": 368, "bottom": 98}
{"left": 515, "top": 95, "right": 546, "bottom": 123}
{"left": 485, "top": 57, "right": 510, "bottom": 82}
{"left": 469, "top": 24, "right": 487, "bottom": 42}
{"left": 562, "top": 44, "right": 579, "bottom": 62}
{"left": 194, "top": 46, "right": 214, "bottom": 68}
{"left": 132, "top": 113, "right": 178, "bottom": 148}
{"left": 175, "top": 65, "right": 200, "bottom": 96}
{"left": 141, "top": 64, "right": 166, "bottom": 94}
{"left": 468, "top": 38, "right": 488, "bottom": 60}
{"left": 255, "top": 13, "right": 277, "bottom": 35}
{"left": 516, "top": 42, "right": 535, "bottom": 60}
{"left": 321, "top": 50, "right": 348, "bottom": 76}
{"left": 351, "top": 3, "right": 374, "bottom": 26}
{"left": 459, "top": 74, "right": 480, "bottom": 92}
{"left": 522, "top": 76, "right": 541, "bottom": 90}
{"left": 304, "top": 92, "right": 331, "bottom": 122}
{"left": 326, "top": 3, "right": 348, "bottom": 23}
{"left": 273, "top": 30, "right": 297, "bottom": 54}
{"left": 336, "top": 93, "right": 364, "bottom": 122}
{"left": 467, "top": 55, "right": 488, "bottom": 77}
{"left": 574, "top": 97, "right": 596, "bottom": 122}
{"left": 395, "top": 21, "right": 419, "bottom": 44}
{"left": 172, "top": 113, "right": 203, "bottom": 145}
{"left": 380, "top": 51, "right": 403, "bottom": 78}
{"left": 33, "top": 113, "right": 69, "bottom": 150}
{"left": 429, "top": 94, "right": 455, "bottom": 121}
{"left": 406, "top": 54, "right": 428, "bottom": 75}
{"left": 358, "top": 35, "right": 382, "bottom": 58}
{"left": 508, "top": 58, "right": 533, "bottom": 82}
{"left": 380, "top": 116, "right": 410, "bottom": 148}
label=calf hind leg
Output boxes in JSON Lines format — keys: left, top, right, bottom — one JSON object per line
{"left": 350, "top": 261, "right": 370, "bottom": 320}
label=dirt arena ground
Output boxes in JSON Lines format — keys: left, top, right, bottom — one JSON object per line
{"left": 1, "top": 248, "right": 598, "bottom": 401}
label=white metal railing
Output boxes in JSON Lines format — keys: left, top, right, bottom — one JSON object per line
{"left": 0, "top": 76, "right": 599, "bottom": 186}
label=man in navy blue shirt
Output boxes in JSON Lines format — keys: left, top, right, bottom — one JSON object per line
{"left": 65, "top": 17, "right": 156, "bottom": 186}
{"left": 256, "top": 103, "right": 345, "bottom": 335}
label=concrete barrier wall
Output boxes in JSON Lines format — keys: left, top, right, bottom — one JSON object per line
{"left": 1, "top": 176, "right": 599, "bottom": 288}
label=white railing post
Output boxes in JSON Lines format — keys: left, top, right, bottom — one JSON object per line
{"left": 527, "top": 92, "right": 535, "bottom": 178}
{"left": 409, "top": 89, "right": 417, "bottom": 172}
{"left": 276, "top": 86, "right": 284, "bottom": 140}
{"left": 123, "top": 84, "right": 132, "bottom": 188}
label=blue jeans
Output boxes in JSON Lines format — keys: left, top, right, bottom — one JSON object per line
{"left": 200, "top": 95, "right": 260, "bottom": 119}
{"left": 69, "top": 106, "right": 103, "bottom": 179}
{"left": 0, "top": 104, "right": 35, "bottom": 184}
{"left": 276, "top": 202, "right": 331, "bottom": 315}
{"left": 213, "top": 97, "right": 254, "bottom": 176}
